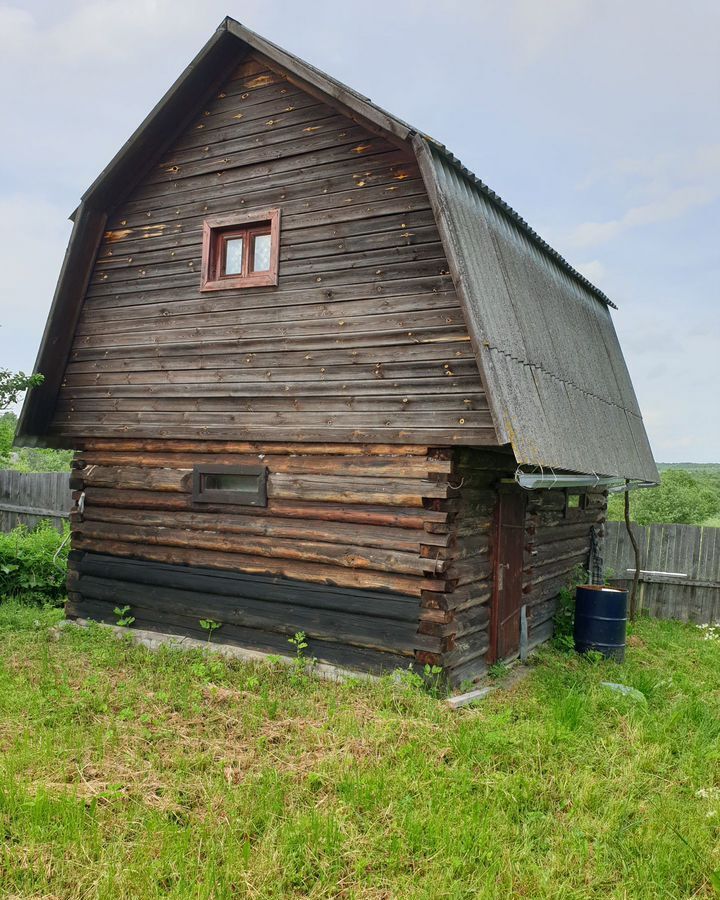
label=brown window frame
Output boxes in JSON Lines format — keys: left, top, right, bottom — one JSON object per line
{"left": 192, "top": 465, "right": 268, "bottom": 507}
{"left": 200, "top": 208, "right": 280, "bottom": 291}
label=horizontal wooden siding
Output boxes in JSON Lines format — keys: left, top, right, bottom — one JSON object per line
{"left": 51, "top": 54, "right": 495, "bottom": 447}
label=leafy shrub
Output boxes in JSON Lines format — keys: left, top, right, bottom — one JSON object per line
{"left": 394, "top": 663, "right": 447, "bottom": 698}
{"left": 0, "top": 521, "right": 69, "bottom": 605}
{"left": 552, "top": 565, "right": 588, "bottom": 651}
{"left": 6, "top": 446, "right": 74, "bottom": 473}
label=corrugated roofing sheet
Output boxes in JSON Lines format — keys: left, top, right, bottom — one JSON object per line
{"left": 418, "top": 141, "right": 658, "bottom": 482}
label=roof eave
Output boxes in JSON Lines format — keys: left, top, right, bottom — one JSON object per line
{"left": 15, "top": 202, "right": 107, "bottom": 444}
{"left": 81, "top": 23, "right": 242, "bottom": 211}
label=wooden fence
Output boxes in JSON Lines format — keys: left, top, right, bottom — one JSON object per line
{"left": 0, "top": 470, "right": 72, "bottom": 532}
{"left": 604, "top": 521, "right": 720, "bottom": 624}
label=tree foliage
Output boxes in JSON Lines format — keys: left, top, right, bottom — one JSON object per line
{"left": 0, "top": 369, "right": 43, "bottom": 411}
{"left": 607, "top": 469, "right": 720, "bottom": 526}
{"left": 0, "top": 412, "right": 73, "bottom": 473}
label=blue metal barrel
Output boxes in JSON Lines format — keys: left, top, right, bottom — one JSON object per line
{"left": 573, "top": 585, "right": 627, "bottom": 662}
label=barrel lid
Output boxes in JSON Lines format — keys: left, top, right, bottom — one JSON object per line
{"left": 577, "top": 584, "right": 625, "bottom": 593}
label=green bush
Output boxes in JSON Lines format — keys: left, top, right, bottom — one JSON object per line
{"left": 0, "top": 521, "right": 69, "bottom": 605}
{"left": 552, "top": 565, "right": 588, "bottom": 651}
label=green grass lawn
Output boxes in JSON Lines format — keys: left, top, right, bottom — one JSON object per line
{"left": 1, "top": 603, "right": 720, "bottom": 899}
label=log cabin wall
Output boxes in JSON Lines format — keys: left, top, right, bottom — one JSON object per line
{"left": 49, "top": 52, "right": 497, "bottom": 448}
{"left": 65, "top": 444, "right": 606, "bottom": 678}
{"left": 418, "top": 448, "right": 516, "bottom": 685}
{"left": 523, "top": 487, "right": 607, "bottom": 649}
{"left": 66, "top": 440, "right": 467, "bottom": 673}
{"left": 424, "top": 449, "right": 608, "bottom": 683}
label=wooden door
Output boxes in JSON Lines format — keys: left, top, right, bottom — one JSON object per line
{"left": 490, "top": 489, "right": 527, "bottom": 662}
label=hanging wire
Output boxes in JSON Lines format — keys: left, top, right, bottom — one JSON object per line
{"left": 53, "top": 529, "right": 71, "bottom": 570}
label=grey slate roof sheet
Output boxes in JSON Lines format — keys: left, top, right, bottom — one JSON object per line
{"left": 418, "top": 142, "right": 658, "bottom": 482}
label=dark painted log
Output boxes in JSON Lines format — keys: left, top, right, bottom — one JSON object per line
{"left": 66, "top": 598, "right": 416, "bottom": 674}
{"left": 72, "top": 574, "right": 430, "bottom": 654}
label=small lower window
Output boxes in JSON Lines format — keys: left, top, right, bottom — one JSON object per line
{"left": 565, "top": 491, "right": 588, "bottom": 515}
{"left": 193, "top": 465, "right": 268, "bottom": 506}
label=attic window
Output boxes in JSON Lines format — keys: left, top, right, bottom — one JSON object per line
{"left": 192, "top": 465, "right": 268, "bottom": 506}
{"left": 200, "top": 209, "right": 280, "bottom": 291}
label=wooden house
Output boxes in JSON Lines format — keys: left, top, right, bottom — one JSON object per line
{"left": 17, "top": 19, "right": 658, "bottom": 683}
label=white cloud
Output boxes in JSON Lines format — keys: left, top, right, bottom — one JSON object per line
{"left": 0, "top": 194, "right": 71, "bottom": 375}
{"left": 574, "top": 259, "right": 606, "bottom": 282}
{"left": 565, "top": 144, "right": 720, "bottom": 248}
{"left": 578, "top": 144, "right": 720, "bottom": 196}
{"left": 0, "top": 0, "right": 212, "bottom": 66}
{"left": 0, "top": 4, "right": 33, "bottom": 49}
{"left": 0, "top": 0, "right": 717, "bottom": 462}
{"left": 504, "top": 0, "right": 593, "bottom": 65}
{"left": 613, "top": 306, "right": 720, "bottom": 463}
{"left": 567, "top": 184, "right": 718, "bottom": 248}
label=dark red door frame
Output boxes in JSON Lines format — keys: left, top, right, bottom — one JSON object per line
{"left": 489, "top": 487, "right": 527, "bottom": 663}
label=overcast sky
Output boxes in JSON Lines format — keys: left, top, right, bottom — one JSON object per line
{"left": 1, "top": 0, "right": 718, "bottom": 462}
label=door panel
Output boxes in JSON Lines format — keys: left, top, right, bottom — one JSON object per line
{"left": 490, "top": 490, "right": 527, "bottom": 662}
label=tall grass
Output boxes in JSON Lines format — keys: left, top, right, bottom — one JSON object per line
{"left": 0, "top": 521, "right": 69, "bottom": 604}
{"left": 1, "top": 605, "right": 719, "bottom": 898}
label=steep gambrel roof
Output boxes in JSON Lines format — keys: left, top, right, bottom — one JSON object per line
{"left": 413, "top": 141, "right": 657, "bottom": 482}
{"left": 17, "top": 17, "right": 658, "bottom": 482}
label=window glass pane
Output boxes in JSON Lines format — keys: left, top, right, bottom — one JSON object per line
{"left": 204, "top": 473, "right": 257, "bottom": 492}
{"left": 252, "top": 233, "right": 272, "bottom": 272}
{"left": 224, "top": 238, "right": 244, "bottom": 275}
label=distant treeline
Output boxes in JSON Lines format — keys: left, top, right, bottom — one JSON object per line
{"left": 607, "top": 465, "right": 720, "bottom": 527}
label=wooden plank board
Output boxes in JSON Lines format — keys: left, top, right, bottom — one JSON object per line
{"left": 75, "top": 450, "right": 453, "bottom": 476}
{"left": 69, "top": 536, "right": 443, "bottom": 596}
{"left": 73, "top": 518, "right": 441, "bottom": 577}
{"left": 75, "top": 465, "right": 453, "bottom": 505}
{"left": 73, "top": 574, "right": 426, "bottom": 654}
{"left": 101, "top": 207, "right": 437, "bottom": 261}
{"left": 78, "top": 487, "right": 448, "bottom": 529}
{"left": 66, "top": 598, "right": 418, "bottom": 671}
{"left": 64, "top": 339, "right": 474, "bottom": 375}
{"left": 604, "top": 521, "right": 720, "bottom": 624}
